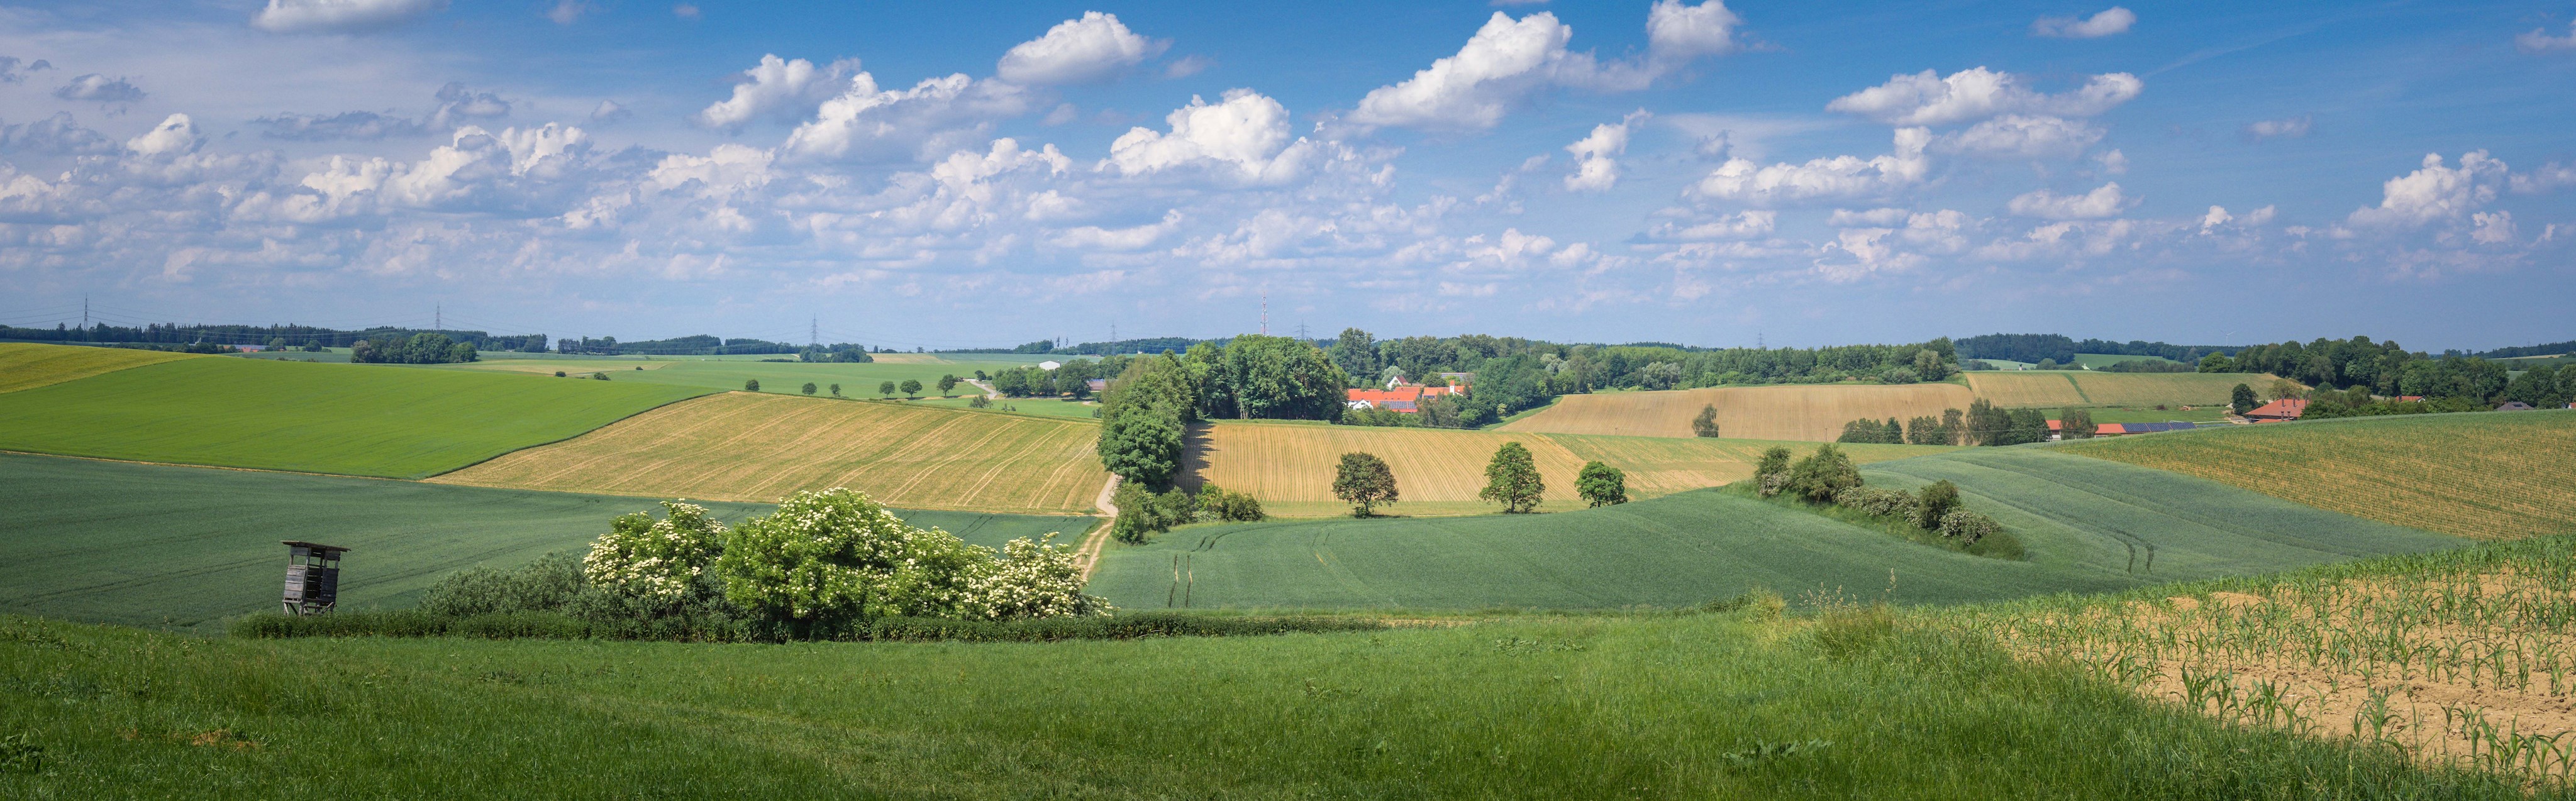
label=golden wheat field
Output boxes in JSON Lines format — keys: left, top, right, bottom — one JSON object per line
{"left": 1965, "top": 371, "right": 2285, "bottom": 408}
{"left": 2059, "top": 410, "right": 2576, "bottom": 539}
{"left": 1184, "top": 421, "right": 1952, "bottom": 517}
{"left": 0, "top": 343, "right": 201, "bottom": 394}
{"left": 1497, "top": 384, "right": 1975, "bottom": 442}
{"left": 431, "top": 392, "right": 1109, "bottom": 514}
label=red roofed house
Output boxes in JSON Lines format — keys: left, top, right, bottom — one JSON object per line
{"left": 2244, "top": 398, "right": 2308, "bottom": 422}
{"left": 1346, "top": 384, "right": 1462, "bottom": 413}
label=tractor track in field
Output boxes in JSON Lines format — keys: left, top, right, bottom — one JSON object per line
{"left": 1075, "top": 475, "right": 1119, "bottom": 581}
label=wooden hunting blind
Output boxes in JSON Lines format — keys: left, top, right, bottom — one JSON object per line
{"left": 280, "top": 541, "right": 348, "bottom": 615}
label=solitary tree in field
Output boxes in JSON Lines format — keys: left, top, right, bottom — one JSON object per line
{"left": 1691, "top": 404, "right": 1721, "bottom": 438}
{"left": 938, "top": 375, "right": 960, "bottom": 395}
{"left": 879, "top": 380, "right": 897, "bottom": 398}
{"left": 2231, "top": 383, "right": 2258, "bottom": 415}
{"left": 1575, "top": 461, "right": 1628, "bottom": 507}
{"left": 744, "top": 379, "right": 760, "bottom": 392}
{"left": 830, "top": 383, "right": 842, "bottom": 397}
{"left": 802, "top": 382, "right": 818, "bottom": 395}
{"left": 1479, "top": 441, "right": 1546, "bottom": 514}
{"left": 1332, "top": 452, "right": 1399, "bottom": 517}
{"left": 901, "top": 378, "right": 923, "bottom": 397}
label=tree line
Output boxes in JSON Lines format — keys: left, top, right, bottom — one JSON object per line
{"left": 1955, "top": 333, "right": 2236, "bottom": 365}
{"left": 2196, "top": 335, "right": 2530, "bottom": 404}
{"left": 1835, "top": 400, "right": 2075, "bottom": 446}
{"left": 352, "top": 332, "right": 478, "bottom": 364}
{"left": 4, "top": 322, "right": 548, "bottom": 352}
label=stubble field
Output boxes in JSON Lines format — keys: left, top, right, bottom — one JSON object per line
{"left": 1497, "top": 384, "right": 1977, "bottom": 441}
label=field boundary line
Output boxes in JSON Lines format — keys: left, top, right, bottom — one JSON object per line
{"left": 413, "top": 386, "right": 723, "bottom": 480}
{"left": 1076, "top": 475, "right": 1119, "bottom": 582}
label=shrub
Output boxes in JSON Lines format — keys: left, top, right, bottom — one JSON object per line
{"left": 1575, "top": 460, "right": 1628, "bottom": 507}
{"left": 420, "top": 552, "right": 587, "bottom": 617}
{"left": 1197, "top": 484, "right": 1268, "bottom": 522}
{"left": 968, "top": 395, "right": 992, "bottom": 409}
{"left": 582, "top": 500, "right": 726, "bottom": 609}
{"left": 744, "top": 379, "right": 760, "bottom": 392}
{"left": 1786, "top": 444, "right": 1860, "bottom": 504}
{"left": 900, "top": 379, "right": 923, "bottom": 397}
{"left": 714, "top": 488, "right": 1001, "bottom": 633}
{"left": 591, "top": 372, "right": 609, "bottom": 380}
{"left": 1938, "top": 509, "right": 2000, "bottom": 544}
{"left": 1913, "top": 480, "right": 1961, "bottom": 530}
{"left": 972, "top": 534, "right": 1108, "bottom": 621}
{"left": 553, "top": 370, "right": 566, "bottom": 377}
{"left": 1691, "top": 404, "right": 1721, "bottom": 438}
{"left": 830, "top": 384, "right": 842, "bottom": 397}
{"left": 1833, "top": 486, "right": 1917, "bottom": 519}
{"left": 802, "top": 382, "right": 818, "bottom": 395}
{"left": 1753, "top": 446, "right": 1794, "bottom": 498}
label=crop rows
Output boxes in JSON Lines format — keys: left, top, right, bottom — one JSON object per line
{"left": 435, "top": 391, "right": 1109, "bottom": 514}
{"left": 1946, "top": 537, "right": 2576, "bottom": 785}
{"left": 2061, "top": 411, "right": 2576, "bottom": 539}
{"left": 1499, "top": 384, "right": 1976, "bottom": 441}
{"left": 0, "top": 343, "right": 199, "bottom": 394}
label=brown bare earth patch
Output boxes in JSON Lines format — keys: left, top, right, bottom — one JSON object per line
{"left": 1498, "top": 384, "right": 1975, "bottom": 442}
{"left": 431, "top": 392, "right": 1108, "bottom": 514}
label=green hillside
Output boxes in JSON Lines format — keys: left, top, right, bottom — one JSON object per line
{"left": 1091, "top": 448, "right": 2458, "bottom": 611}
{"left": 426, "top": 356, "right": 1043, "bottom": 400}
{"left": 0, "top": 453, "right": 1091, "bottom": 629}
{"left": 0, "top": 356, "right": 711, "bottom": 477}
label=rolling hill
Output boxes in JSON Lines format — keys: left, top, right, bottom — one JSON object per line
{"left": 1096, "top": 448, "right": 2456, "bottom": 610}
{"left": 1496, "top": 384, "right": 1976, "bottom": 441}
{"left": 1184, "top": 421, "right": 1951, "bottom": 517}
{"left": 0, "top": 342, "right": 203, "bottom": 394}
{"left": 0, "top": 353, "right": 710, "bottom": 478}
{"left": 432, "top": 391, "right": 1110, "bottom": 514}
{"left": 1962, "top": 370, "right": 2271, "bottom": 409}
{"left": 0, "top": 452, "right": 1091, "bottom": 629}
{"left": 2058, "top": 409, "right": 2576, "bottom": 539}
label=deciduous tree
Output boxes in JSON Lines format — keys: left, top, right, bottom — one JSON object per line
{"left": 1479, "top": 441, "right": 1546, "bottom": 513}
{"left": 1333, "top": 452, "right": 1399, "bottom": 517}
{"left": 1575, "top": 461, "right": 1628, "bottom": 507}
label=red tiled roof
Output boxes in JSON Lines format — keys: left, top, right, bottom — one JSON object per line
{"left": 2245, "top": 398, "right": 2308, "bottom": 419}
{"left": 2094, "top": 423, "right": 2129, "bottom": 434}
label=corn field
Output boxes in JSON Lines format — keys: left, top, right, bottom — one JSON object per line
{"left": 1950, "top": 536, "right": 2576, "bottom": 785}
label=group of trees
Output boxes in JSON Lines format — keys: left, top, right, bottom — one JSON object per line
{"left": 1750, "top": 445, "right": 2001, "bottom": 544}
{"left": 351, "top": 332, "right": 477, "bottom": 364}
{"left": 2197, "top": 335, "right": 2526, "bottom": 404}
{"left": 1834, "top": 401, "right": 2060, "bottom": 446}
{"left": 1321, "top": 444, "right": 1626, "bottom": 521}
{"left": 1956, "top": 333, "right": 2233, "bottom": 366}
{"left": 1109, "top": 482, "right": 1267, "bottom": 543}
{"left": 4, "top": 321, "right": 548, "bottom": 352}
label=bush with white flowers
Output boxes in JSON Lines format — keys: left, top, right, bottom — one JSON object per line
{"left": 708, "top": 487, "right": 1108, "bottom": 631}
{"left": 972, "top": 534, "right": 1108, "bottom": 621}
{"left": 582, "top": 500, "right": 726, "bottom": 609}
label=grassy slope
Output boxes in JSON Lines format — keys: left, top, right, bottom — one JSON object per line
{"left": 0, "top": 453, "right": 1091, "bottom": 630}
{"left": 2059, "top": 409, "right": 2576, "bottom": 540}
{"left": 0, "top": 343, "right": 203, "bottom": 394}
{"left": 908, "top": 395, "right": 1102, "bottom": 418}
{"left": 0, "top": 609, "right": 2523, "bottom": 799}
{"left": 1098, "top": 448, "right": 2456, "bottom": 612}
{"left": 433, "top": 391, "right": 1109, "bottom": 514}
{"left": 0, "top": 357, "right": 709, "bottom": 478}
{"left": 1963, "top": 371, "right": 2273, "bottom": 409}
{"left": 2067, "top": 353, "right": 2181, "bottom": 369}
{"left": 1497, "top": 383, "right": 1976, "bottom": 441}
{"left": 1185, "top": 420, "right": 1950, "bottom": 517}
{"left": 427, "top": 356, "right": 1030, "bottom": 399}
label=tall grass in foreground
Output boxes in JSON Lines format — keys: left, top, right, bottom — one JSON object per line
{"left": 0, "top": 606, "right": 2542, "bottom": 798}
{"left": 1943, "top": 533, "right": 2576, "bottom": 788}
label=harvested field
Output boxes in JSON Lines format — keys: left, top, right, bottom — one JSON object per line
{"left": 1497, "top": 384, "right": 1975, "bottom": 442}
{"left": 0, "top": 343, "right": 200, "bottom": 394}
{"left": 1965, "top": 371, "right": 2282, "bottom": 409}
{"left": 2060, "top": 410, "right": 2576, "bottom": 540}
{"left": 434, "top": 392, "right": 1109, "bottom": 514}
{"left": 1185, "top": 421, "right": 1950, "bottom": 518}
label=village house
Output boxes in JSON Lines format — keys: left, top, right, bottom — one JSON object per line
{"left": 2243, "top": 398, "right": 2308, "bottom": 422}
{"left": 1345, "top": 384, "right": 1463, "bottom": 412}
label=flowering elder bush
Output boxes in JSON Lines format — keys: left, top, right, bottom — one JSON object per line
{"left": 971, "top": 534, "right": 1110, "bottom": 620}
{"left": 714, "top": 487, "right": 1068, "bottom": 629}
{"left": 582, "top": 500, "right": 726, "bottom": 608}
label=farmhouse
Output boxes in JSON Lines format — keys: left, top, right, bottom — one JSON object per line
{"left": 1346, "top": 385, "right": 1462, "bottom": 412}
{"left": 2244, "top": 398, "right": 2308, "bottom": 422}
{"left": 1086, "top": 378, "right": 1108, "bottom": 393}
{"left": 2497, "top": 401, "right": 2536, "bottom": 411}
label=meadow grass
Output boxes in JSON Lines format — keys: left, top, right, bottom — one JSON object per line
{"left": 0, "top": 604, "right": 2536, "bottom": 798}
{"left": 1185, "top": 420, "right": 1948, "bottom": 517}
{"left": 2068, "top": 352, "right": 2184, "bottom": 369}
{"left": 431, "top": 391, "right": 1110, "bottom": 514}
{"left": 0, "top": 356, "right": 709, "bottom": 478}
{"left": 2058, "top": 409, "right": 2576, "bottom": 539}
{"left": 0, "top": 453, "right": 1091, "bottom": 631}
{"left": 909, "top": 395, "right": 1103, "bottom": 418}
{"left": 428, "top": 356, "right": 1033, "bottom": 399}
{"left": 1097, "top": 448, "right": 2459, "bottom": 612}
{"left": 1497, "top": 382, "right": 1977, "bottom": 441}
{"left": 0, "top": 344, "right": 201, "bottom": 394}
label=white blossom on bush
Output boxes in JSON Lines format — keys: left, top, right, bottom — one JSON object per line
{"left": 711, "top": 487, "right": 1109, "bottom": 626}
{"left": 582, "top": 500, "right": 726, "bottom": 606}
{"left": 970, "top": 534, "right": 1111, "bottom": 620}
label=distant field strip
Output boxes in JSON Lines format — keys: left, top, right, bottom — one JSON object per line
{"left": 1185, "top": 421, "right": 1948, "bottom": 517}
{"left": 1499, "top": 384, "right": 1976, "bottom": 441}
{"left": 0, "top": 343, "right": 200, "bottom": 394}
{"left": 0, "top": 453, "right": 1088, "bottom": 629}
{"left": 1965, "top": 372, "right": 2278, "bottom": 409}
{"left": 435, "top": 392, "right": 1108, "bottom": 514}
{"left": 2058, "top": 410, "right": 2576, "bottom": 540}
{"left": 0, "top": 355, "right": 709, "bottom": 478}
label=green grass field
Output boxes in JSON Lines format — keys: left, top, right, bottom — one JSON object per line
{"left": 0, "top": 453, "right": 1091, "bottom": 630}
{"left": 908, "top": 395, "right": 1102, "bottom": 418}
{"left": 425, "top": 355, "right": 1060, "bottom": 401}
{"left": 0, "top": 600, "right": 2527, "bottom": 797}
{"left": 1092, "top": 448, "right": 2457, "bottom": 612}
{"left": 2060, "top": 409, "right": 2576, "bottom": 540}
{"left": 0, "top": 356, "right": 713, "bottom": 478}
{"left": 2067, "top": 353, "right": 2183, "bottom": 369}
{"left": 0, "top": 343, "right": 203, "bottom": 394}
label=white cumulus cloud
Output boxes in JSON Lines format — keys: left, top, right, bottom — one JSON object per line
{"left": 1563, "top": 111, "right": 1648, "bottom": 192}
{"left": 53, "top": 74, "right": 146, "bottom": 104}
{"left": 2031, "top": 7, "right": 2135, "bottom": 38}
{"left": 1349, "top": 3, "right": 1741, "bottom": 131}
{"left": 2347, "top": 152, "right": 2506, "bottom": 228}
{"left": 2241, "top": 115, "right": 2312, "bottom": 142}
{"left": 1104, "top": 89, "right": 1317, "bottom": 185}
{"left": 252, "top": 0, "right": 447, "bottom": 34}
{"left": 2517, "top": 21, "right": 2576, "bottom": 53}
{"left": 1690, "top": 127, "right": 1930, "bottom": 203}
{"left": 695, "top": 55, "right": 857, "bottom": 130}
{"left": 1827, "top": 67, "right": 2141, "bottom": 126}
{"left": 2006, "top": 182, "right": 2129, "bottom": 219}
{"left": 1933, "top": 114, "right": 2104, "bottom": 159}
{"left": 997, "top": 11, "right": 1164, "bottom": 86}
{"left": 783, "top": 70, "right": 1033, "bottom": 162}
{"left": 125, "top": 114, "right": 204, "bottom": 157}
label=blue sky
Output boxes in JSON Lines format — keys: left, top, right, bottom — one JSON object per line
{"left": 0, "top": 0, "right": 2568, "bottom": 351}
